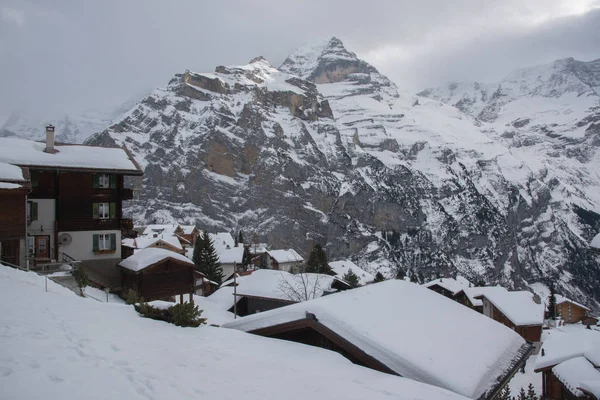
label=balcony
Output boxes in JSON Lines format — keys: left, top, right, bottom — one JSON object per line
{"left": 120, "top": 218, "right": 134, "bottom": 230}
{"left": 121, "top": 188, "right": 134, "bottom": 200}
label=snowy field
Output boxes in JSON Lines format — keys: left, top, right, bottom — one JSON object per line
{"left": 0, "top": 267, "right": 467, "bottom": 400}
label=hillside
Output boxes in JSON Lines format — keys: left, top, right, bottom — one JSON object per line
{"left": 0, "top": 267, "right": 466, "bottom": 399}
{"left": 87, "top": 38, "right": 600, "bottom": 307}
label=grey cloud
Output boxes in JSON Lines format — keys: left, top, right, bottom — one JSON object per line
{"left": 0, "top": 0, "right": 598, "bottom": 116}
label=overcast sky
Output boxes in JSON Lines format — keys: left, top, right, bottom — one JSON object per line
{"left": 1, "top": 0, "right": 599, "bottom": 118}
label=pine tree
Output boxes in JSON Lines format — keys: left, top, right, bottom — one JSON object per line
{"left": 409, "top": 273, "right": 419, "bottom": 283}
{"left": 548, "top": 282, "right": 557, "bottom": 320}
{"left": 241, "top": 246, "right": 252, "bottom": 270}
{"left": 342, "top": 269, "right": 360, "bottom": 288}
{"left": 238, "top": 230, "right": 244, "bottom": 245}
{"left": 193, "top": 231, "right": 224, "bottom": 284}
{"left": 396, "top": 267, "right": 406, "bottom": 280}
{"left": 517, "top": 387, "right": 527, "bottom": 400}
{"left": 526, "top": 383, "right": 538, "bottom": 400}
{"left": 374, "top": 271, "right": 385, "bottom": 283}
{"left": 305, "top": 244, "right": 332, "bottom": 274}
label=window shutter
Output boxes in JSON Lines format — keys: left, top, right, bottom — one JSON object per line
{"left": 93, "top": 174, "right": 99, "bottom": 188}
{"left": 31, "top": 171, "right": 39, "bottom": 187}
{"left": 31, "top": 202, "right": 38, "bottom": 221}
{"left": 110, "top": 234, "right": 116, "bottom": 250}
{"left": 92, "top": 234, "right": 99, "bottom": 251}
{"left": 110, "top": 174, "right": 116, "bottom": 189}
{"left": 92, "top": 203, "right": 99, "bottom": 219}
{"left": 109, "top": 203, "right": 116, "bottom": 219}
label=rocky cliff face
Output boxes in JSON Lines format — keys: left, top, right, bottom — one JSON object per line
{"left": 87, "top": 38, "right": 600, "bottom": 308}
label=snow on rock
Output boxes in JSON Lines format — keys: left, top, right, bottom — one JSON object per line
{"left": 224, "top": 280, "right": 529, "bottom": 399}
{"left": 329, "top": 259, "right": 374, "bottom": 285}
{"left": 119, "top": 248, "right": 193, "bottom": 272}
{"left": 0, "top": 267, "right": 468, "bottom": 400}
{"left": 591, "top": 232, "right": 600, "bottom": 249}
{"left": 0, "top": 137, "right": 141, "bottom": 173}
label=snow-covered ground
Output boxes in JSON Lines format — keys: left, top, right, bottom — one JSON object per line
{"left": 0, "top": 267, "right": 468, "bottom": 399}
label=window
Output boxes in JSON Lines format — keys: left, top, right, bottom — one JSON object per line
{"left": 98, "top": 203, "right": 109, "bottom": 219}
{"left": 98, "top": 174, "right": 110, "bottom": 188}
{"left": 98, "top": 234, "right": 110, "bottom": 250}
{"left": 27, "top": 201, "right": 38, "bottom": 222}
{"left": 93, "top": 202, "right": 116, "bottom": 220}
{"left": 93, "top": 233, "right": 117, "bottom": 252}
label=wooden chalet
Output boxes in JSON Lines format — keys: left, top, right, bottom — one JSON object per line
{"left": 119, "top": 248, "right": 195, "bottom": 302}
{"left": 476, "top": 291, "right": 545, "bottom": 343}
{"left": 193, "top": 270, "right": 218, "bottom": 297}
{"left": 454, "top": 286, "right": 508, "bottom": 313}
{"left": 534, "top": 329, "right": 600, "bottom": 399}
{"left": 176, "top": 225, "right": 200, "bottom": 247}
{"left": 422, "top": 277, "right": 472, "bottom": 299}
{"left": 0, "top": 129, "right": 142, "bottom": 287}
{"left": 265, "top": 249, "right": 304, "bottom": 272}
{"left": 223, "top": 280, "right": 534, "bottom": 400}
{"left": 554, "top": 295, "right": 592, "bottom": 324}
{"left": 0, "top": 163, "right": 31, "bottom": 266}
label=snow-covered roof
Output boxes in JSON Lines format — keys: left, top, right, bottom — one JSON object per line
{"left": 535, "top": 328, "right": 600, "bottom": 370}
{"left": 209, "top": 232, "right": 236, "bottom": 253}
{"left": 479, "top": 290, "right": 545, "bottom": 326}
{"left": 210, "top": 269, "right": 339, "bottom": 309}
{"left": 180, "top": 225, "right": 197, "bottom": 235}
{"left": 0, "top": 265, "right": 470, "bottom": 400}
{"left": 0, "top": 162, "right": 26, "bottom": 182}
{"left": 267, "top": 249, "right": 304, "bottom": 263}
{"left": 218, "top": 246, "right": 244, "bottom": 264}
{"left": 142, "top": 224, "right": 180, "bottom": 237}
{"left": 134, "top": 235, "right": 183, "bottom": 251}
{"left": 458, "top": 286, "right": 508, "bottom": 307}
{"left": 0, "top": 137, "right": 142, "bottom": 174}
{"left": 329, "top": 260, "right": 374, "bottom": 285}
{"left": 423, "top": 276, "right": 472, "bottom": 296}
{"left": 591, "top": 232, "right": 600, "bottom": 249}
{"left": 223, "top": 280, "right": 529, "bottom": 399}
{"left": 555, "top": 294, "right": 591, "bottom": 312}
{"left": 553, "top": 356, "right": 600, "bottom": 398}
{"left": 119, "top": 248, "right": 193, "bottom": 272}
{"left": 121, "top": 238, "right": 136, "bottom": 248}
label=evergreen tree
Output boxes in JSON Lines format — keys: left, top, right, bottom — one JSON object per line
{"left": 193, "top": 231, "right": 224, "bottom": 284}
{"left": 548, "top": 282, "right": 557, "bottom": 320}
{"left": 396, "top": 267, "right": 406, "bottom": 280}
{"left": 374, "top": 271, "right": 385, "bottom": 283}
{"left": 498, "top": 386, "right": 512, "bottom": 400}
{"left": 409, "top": 273, "right": 419, "bottom": 283}
{"left": 242, "top": 246, "right": 252, "bottom": 270}
{"left": 234, "top": 234, "right": 238, "bottom": 247}
{"left": 517, "top": 387, "right": 527, "bottom": 400}
{"left": 526, "top": 383, "right": 538, "bottom": 400}
{"left": 305, "top": 244, "right": 332, "bottom": 274}
{"left": 475, "top": 279, "right": 486, "bottom": 287}
{"left": 342, "top": 269, "right": 360, "bottom": 288}
{"left": 238, "top": 230, "right": 244, "bottom": 245}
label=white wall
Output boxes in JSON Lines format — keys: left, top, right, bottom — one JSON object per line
{"left": 28, "top": 199, "right": 56, "bottom": 259}
{"left": 58, "top": 230, "right": 121, "bottom": 261}
{"left": 221, "top": 263, "right": 235, "bottom": 281}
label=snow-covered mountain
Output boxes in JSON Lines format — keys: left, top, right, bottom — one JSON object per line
{"left": 87, "top": 38, "right": 600, "bottom": 308}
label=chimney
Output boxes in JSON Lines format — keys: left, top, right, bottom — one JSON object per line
{"left": 44, "top": 125, "right": 57, "bottom": 154}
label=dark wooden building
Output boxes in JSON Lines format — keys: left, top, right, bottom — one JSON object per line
{"left": 0, "top": 129, "right": 142, "bottom": 282}
{"left": 0, "top": 164, "right": 31, "bottom": 266}
{"left": 119, "top": 248, "right": 195, "bottom": 302}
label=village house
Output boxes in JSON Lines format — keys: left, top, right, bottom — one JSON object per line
{"left": 0, "top": 129, "right": 142, "bottom": 283}
{"left": 454, "top": 286, "right": 508, "bottom": 313}
{"left": 211, "top": 269, "right": 350, "bottom": 317}
{"left": 223, "top": 280, "right": 533, "bottom": 400}
{"left": 422, "top": 276, "right": 472, "bottom": 299}
{"left": 0, "top": 163, "right": 31, "bottom": 266}
{"left": 119, "top": 248, "right": 195, "bottom": 302}
{"left": 218, "top": 246, "right": 245, "bottom": 280}
{"left": 554, "top": 295, "right": 592, "bottom": 324}
{"left": 475, "top": 290, "right": 545, "bottom": 343}
{"left": 193, "top": 270, "right": 219, "bottom": 297}
{"left": 534, "top": 328, "right": 600, "bottom": 399}
{"left": 265, "top": 249, "right": 304, "bottom": 272}
{"left": 328, "top": 260, "right": 374, "bottom": 285}
{"left": 122, "top": 235, "right": 185, "bottom": 257}
{"left": 140, "top": 224, "right": 197, "bottom": 249}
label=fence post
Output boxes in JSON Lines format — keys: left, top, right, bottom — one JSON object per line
{"left": 45, "top": 276, "right": 48, "bottom": 292}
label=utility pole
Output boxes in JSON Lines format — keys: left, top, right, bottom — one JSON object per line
{"left": 233, "top": 262, "right": 237, "bottom": 319}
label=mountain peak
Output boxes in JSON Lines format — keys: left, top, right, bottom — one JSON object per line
{"left": 280, "top": 37, "right": 376, "bottom": 83}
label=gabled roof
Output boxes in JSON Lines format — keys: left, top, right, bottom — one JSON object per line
{"left": 209, "top": 232, "right": 236, "bottom": 253}
{"left": 134, "top": 235, "right": 183, "bottom": 251}
{"left": 477, "top": 290, "right": 545, "bottom": 326}
{"left": 423, "top": 276, "right": 472, "bottom": 296}
{"left": 0, "top": 138, "right": 142, "bottom": 174}
{"left": 553, "top": 356, "right": 600, "bottom": 398}
{"left": 142, "top": 224, "right": 180, "bottom": 237}
{"left": 223, "top": 280, "right": 530, "bottom": 400}
{"left": 119, "top": 248, "right": 193, "bottom": 272}
{"left": 218, "top": 246, "right": 244, "bottom": 264}
{"left": 535, "top": 328, "right": 600, "bottom": 371}
{"left": 179, "top": 225, "right": 197, "bottom": 235}
{"left": 267, "top": 249, "right": 304, "bottom": 263}
{"left": 555, "top": 294, "right": 591, "bottom": 312}
{"left": 328, "top": 260, "right": 374, "bottom": 285}
{"left": 456, "top": 286, "right": 508, "bottom": 307}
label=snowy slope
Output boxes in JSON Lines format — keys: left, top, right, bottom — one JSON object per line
{"left": 87, "top": 38, "right": 600, "bottom": 308}
{"left": 0, "top": 267, "right": 467, "bottom": 400}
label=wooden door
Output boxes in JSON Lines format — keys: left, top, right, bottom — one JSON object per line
{"left": 35, "top": 236, "right": 50, "bottom": 260}
{"left": 0, "top": 240, "right": 20, "bottom": 265}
